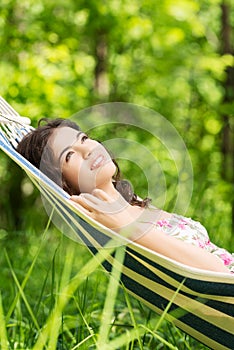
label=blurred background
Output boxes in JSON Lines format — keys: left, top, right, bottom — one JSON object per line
{"left": 0, "top": 1, "right": 233, "bottom": 345}
{"left": 1, "top": 0, "right": 233, "bottom": 242}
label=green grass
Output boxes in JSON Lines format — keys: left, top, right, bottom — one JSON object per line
{"left": 0, "top": 221, "right": 211, "bottom": 350}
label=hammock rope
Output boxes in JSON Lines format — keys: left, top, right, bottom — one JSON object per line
{"left": 0, "top": 96, "right": 234, "bottom": 350}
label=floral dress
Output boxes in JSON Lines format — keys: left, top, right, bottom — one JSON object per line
{"left": 155, "top": 214, "right": 234, "bottom": 273}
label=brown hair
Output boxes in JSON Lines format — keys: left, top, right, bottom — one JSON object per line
{"left": 17, "top": 118, "right": 150, "bottom": 207}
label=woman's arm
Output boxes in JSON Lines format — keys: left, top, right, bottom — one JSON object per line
{"left": 71, "top": 190, "right": 229, "bottom": 273}
{"left": 132, "top": 222, "right": 229, "bottom": 273}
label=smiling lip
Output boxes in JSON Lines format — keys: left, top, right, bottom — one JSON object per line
{"left": 90, "top": 155, "right": 105, "bottom": 170}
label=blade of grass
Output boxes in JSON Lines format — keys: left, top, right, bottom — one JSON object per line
{"left": 102, "top": 280, "right": 184, "bottom": 350}
{"left": 146, "top": 278, "right": 186, "bottom": 349}
{"left": 153, "top": 278, "right": 185, "bottom": 332}
{"left": 122, "top": 285, "right": 144, "bottom": 350}
{"left": 5, "top": 211, "right": 53, "bottom": 323}
{"left": 59, "top": 242, "right": 76, "bottom": 291}
{"left": 47, "top": 243, "right": 76, "bottom": 350}
{"left": 139, "top": 324, "right": 178, "bottom": 350}
{"left": 96, "top": 246, "right": 126, "bottom": 349}
{"left": 33, "top": 264, "right": 50, "bottom": 318}
{"left": 49, "top": 245, "right": 59, "bottom": 314}
{"left": 31, "top": 245, "right": 116, "bottom": 350}
{"left": 71, "top": 334, "right": 96, "bottom": 349}
{"left": 72, "top": 296, "right": 97, "bottom": 345}
{"left": 166, "top": 321, "right": 192, "bottom": 350}
{"left": 0, "top": 292, "right": 8, "bottom": 350}
{"left": 4, "top": 250, "right": 40, "bottom": 331}
{"left": 101, "top": 327, "right": 146, "bottom": 350}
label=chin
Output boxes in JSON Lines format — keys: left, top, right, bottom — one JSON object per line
{"left": 96, "top": 163, "right": 116, "bottom": 184}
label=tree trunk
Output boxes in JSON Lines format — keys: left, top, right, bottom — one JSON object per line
{"left": 220, "top": 1, "right": 234, "bottom": 237}
{"left": 94, "top": 32, "right": 109, "bottom": 97}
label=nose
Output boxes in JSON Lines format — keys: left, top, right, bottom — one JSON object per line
{"left": 72, "top": 139, "right": 92, "bottom": 159}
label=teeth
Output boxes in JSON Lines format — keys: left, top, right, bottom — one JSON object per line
{"left": 92, "top": 156, "right": 103, "bottom": 168}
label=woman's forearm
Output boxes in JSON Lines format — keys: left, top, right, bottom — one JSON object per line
{"left": 125, "top": 223, "right": 229, "bottom": 273}
{"left": 71, "top": 193, "right": 229, "bottom": 273}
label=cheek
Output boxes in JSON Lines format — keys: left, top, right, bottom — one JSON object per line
{"left": 78, "top": 166, "right": 96, "bottom": 193}
{"left": 95, "top": 161, "right": 116, "bottom": 184}
{"left": 62, "top": 162, "right": 81, "bottom": 192}
{"left": 103, "top": 161, "right": 116, "bottom": 177}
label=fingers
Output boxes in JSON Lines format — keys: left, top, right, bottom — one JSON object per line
{"left": 70, "top": 195, "right": 95, "bottom": 212}
{"left": 80, "top": 193, "right": 101, "bottom": 206}
{"left": 92, "top": 189, "right": 111, "bottom": 202}
{"left": 69, "top": 197, "right": 92, "bottom": 216}
{"left": 71, "top": 191, "right": 129, "bottom": 216}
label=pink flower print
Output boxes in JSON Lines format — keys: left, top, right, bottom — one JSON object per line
{"left": 206, "top": 240, "right": 217, "bottom": 250}
{"left": 178, "top": 219, "right": 188, "bottom": 230}
{"left": 219, "top": 253, "right": 234, "bottom": 266}
{"left": 178, "top": 223, "right": 186, "bottom": 230}
{"left": 180, "top": 218, "right": 188, "bottom": 223}
{"left": 156, "top": 220, "right": 172, "bottom": 228}
{"left": 198, "top": 240, "right": 206, "bottom": 249}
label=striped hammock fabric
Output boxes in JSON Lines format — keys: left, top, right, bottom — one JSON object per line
{"left": 0, "top": 96, "right": 234, "bottom": 350}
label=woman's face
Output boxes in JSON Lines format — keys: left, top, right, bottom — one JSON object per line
{"left": 49, "top": 126, "right": 116, "bottom": 194}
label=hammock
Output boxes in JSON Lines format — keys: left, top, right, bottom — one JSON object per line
{"left": 0, "top": 96, "right": 234, "bottom": 350}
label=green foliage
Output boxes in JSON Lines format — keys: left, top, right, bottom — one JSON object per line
{"left": 0, "top": 0, "right": 233, "bottom": 347}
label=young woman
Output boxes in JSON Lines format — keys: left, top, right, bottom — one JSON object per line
{"left": 17, "top": 118, "right": 234, "bottom": 274}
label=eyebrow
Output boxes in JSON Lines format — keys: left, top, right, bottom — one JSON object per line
{"left": 58, "top": 131, "right": 83, "bottom": 163}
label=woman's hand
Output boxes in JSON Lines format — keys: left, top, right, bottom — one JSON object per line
{"left": 70, "top": 189, "right": 141, "bottom": 231}
{"left": 70, "top": 190, "right": 229, "bottom": 272}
